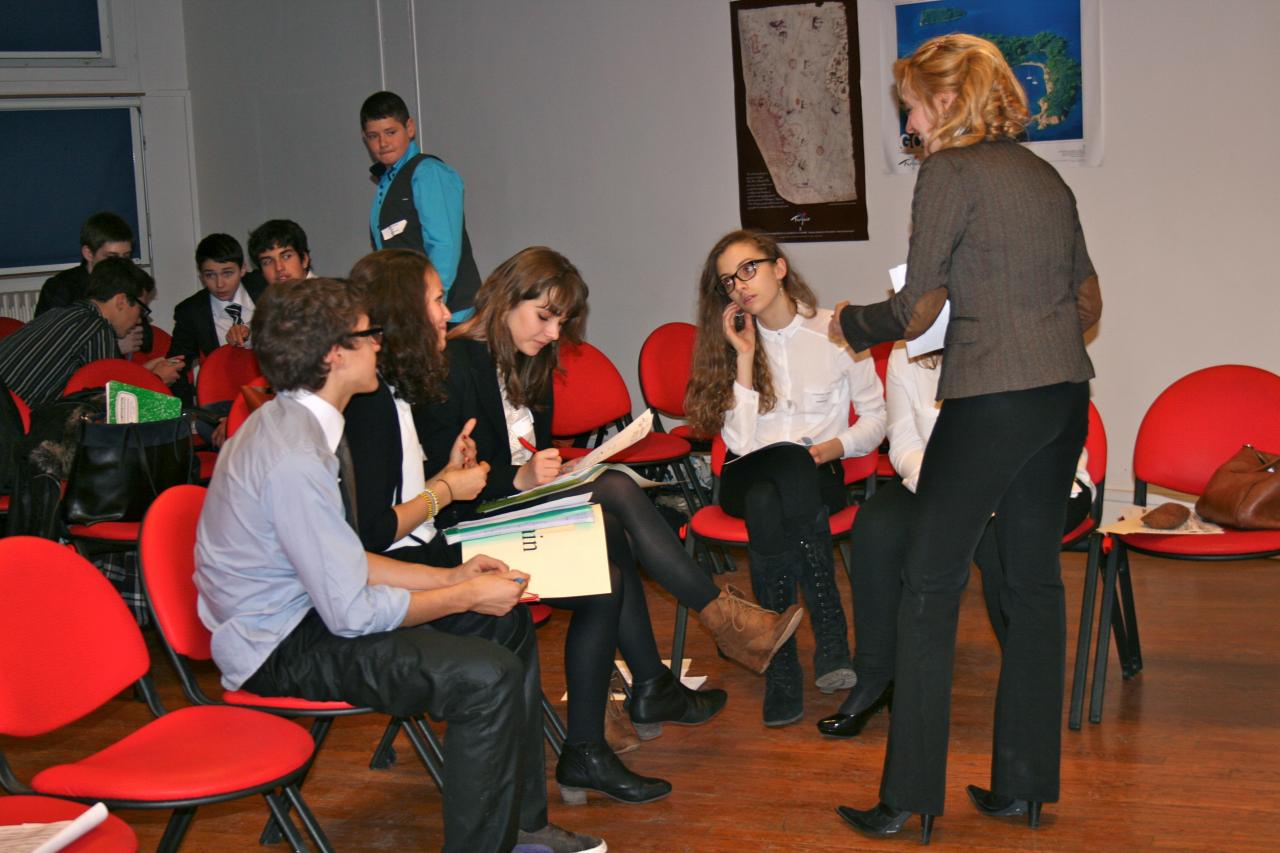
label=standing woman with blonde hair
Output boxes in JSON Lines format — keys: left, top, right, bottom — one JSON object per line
{"left": 830, "top": 34, "right": 1101, "bottom": 842}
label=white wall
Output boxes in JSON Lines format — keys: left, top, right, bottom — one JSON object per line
{"left": 0, "top": 0, "right": 199, "bottom": 329}
{"left": 181, "top": 0, "right": 1277, "bottom": 505}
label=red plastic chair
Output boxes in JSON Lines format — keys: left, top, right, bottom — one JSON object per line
{"left": 1073, "top": 365, "right": 1280, "bottom": 728}
{"left": 0, "top": 316, "right": 24, "bottom": 338}
{"left": 0, "top": 796, "right": 137, "bottom": 852}
{"left": 196, "top": 345, "right": 260, "bottom": 407}
{"left": 637, "top": 322, "right": 712, "bottom": 448}
{"left": 553, "top": 340, "right": 702, "bottom": 509}
{"left": 225, "top": 375, "right": 272, "bottom": 439}
{"left": 139, "top": 485, "right": 446, "bottom": 816}
{"left": 0, "top": 536, "right": 332, "bottom": 853}
{"left": 63, "top": 359, "right": 173, "bottom": 397}
{"left": 670, "top": 433, "right": 879, "bottom": 665}
{"left": 131, "top": 326, "right": 173, "bottom": 366}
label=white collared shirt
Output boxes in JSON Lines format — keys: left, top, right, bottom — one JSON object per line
{"left": 210, "top": 284, "right": 255, "bottom": 348}
{"left": 288, "top": 389, "right": 345, "bottom": 452}
{"left": 722, "top": 306, "right": 886, "bottom": 459}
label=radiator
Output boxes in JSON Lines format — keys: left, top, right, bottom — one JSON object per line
{"left": 0, "top": 290, "right": 40, "bottom": 322}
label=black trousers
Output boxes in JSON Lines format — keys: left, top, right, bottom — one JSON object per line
{"left": 876, "top": 382, "right": 1088, "bottom": 815}
{"left": 719, "top": 443, "right": 846, "bottom": 556}
{"left": 243, "top": 605, "right": 545, "bottom": 853}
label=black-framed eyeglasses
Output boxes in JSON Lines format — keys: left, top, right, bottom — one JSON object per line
{"left": 345, "top": 326, "right": 384, "bottom": 346}
{"left": 716, "top": 258, "right": 776, "bottom": 296}
{"left": 130, "top": 299, "right": 153, "bottom": 320}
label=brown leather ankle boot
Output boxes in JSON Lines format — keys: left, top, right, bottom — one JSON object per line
{"left": 697, "top": 584, "right": 804, "bottom": 674}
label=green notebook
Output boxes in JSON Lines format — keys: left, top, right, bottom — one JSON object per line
{"left": 105, "top": 380, "right": 182, "bottom": 423}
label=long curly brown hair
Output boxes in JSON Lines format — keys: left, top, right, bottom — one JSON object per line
{"left": 347, "top": 249, "right": 447, "bottom": 404}
{"left": 684, "top": 230, "right": 818, "bottom": 436}
{"left": 450, "top": 246, "right": 588, "bottom": 409}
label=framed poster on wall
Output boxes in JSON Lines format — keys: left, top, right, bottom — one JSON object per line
{"left": 730, "top": 0, "right": 868, "bottom": 242}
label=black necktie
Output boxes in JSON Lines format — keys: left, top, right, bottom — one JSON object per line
{"left": 335, "top": 437, "right": 360, "bottom": 531}
{"left": 226, "top": 303, "right": 243, "bottom": 325}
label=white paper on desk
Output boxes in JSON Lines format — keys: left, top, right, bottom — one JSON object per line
{"left": 890, "top": 263, "right": 950, "bottom": 358}
{"left": 0, "top": 802, "right": 109, "bottom": 853}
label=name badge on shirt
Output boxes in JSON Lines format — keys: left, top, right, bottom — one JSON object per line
{"left": 381, "top": 219, "right": 408, "bottom": 241}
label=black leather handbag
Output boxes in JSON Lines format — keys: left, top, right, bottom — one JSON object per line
{"left": 64, "top": 415, "right": 195, "bottom": 525}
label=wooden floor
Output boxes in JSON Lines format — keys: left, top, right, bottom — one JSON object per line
{"left": 6, "top": 548, "right": 1279, "bottom": 852}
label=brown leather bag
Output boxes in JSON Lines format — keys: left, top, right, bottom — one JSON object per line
{"left": 1194, "top": 445, "right": 1280, "bottom": 529}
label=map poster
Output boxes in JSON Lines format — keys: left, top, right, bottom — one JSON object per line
{"left": 730, "top": 0, "right": 868, "bottom": 243}
{"left": 882, "top": 0, "right": 1102, "bottom": 173}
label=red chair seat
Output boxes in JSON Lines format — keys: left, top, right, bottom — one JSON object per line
{"left": 1117, "top": 527, "right": 1280, "bottom": 558}
{"left": 222, "top": 690, "right": 359, "bottom": 712}
{"left": 0, "top": 496, "right": 8, "bottom": 512}
{"left": 876, "top": 455, "right": 897, "bottom": 478}
{"left": 689, "top": 503, "right": 858, "bottom": 544}
{"left": 1061, "top": 516, "right": 1096, "bottom": 547}
{"left": 32, "top": 705, "right": 315, "bottom": 801}
{"left": 197, "top": 449, "right": 218, "bottom": 480}
{"left": 0, "top": 796, "right": 137, "bottom": 852}
{"left": 66, "top": 521, "right": 141, "bottom": 542}
{"left": 558, "top": 432, "right": 693, "bottom": 465}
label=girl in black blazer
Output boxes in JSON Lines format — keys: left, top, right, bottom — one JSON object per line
{"left": 831, "top": 35, "right": 1100, "bottom": 843}
{"left": 417, "top": 247, "right": 803, "bottom": 805}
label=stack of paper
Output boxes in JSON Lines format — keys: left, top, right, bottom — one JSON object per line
{"left": 458, "top": 503, "right": 611, "bottom": 600}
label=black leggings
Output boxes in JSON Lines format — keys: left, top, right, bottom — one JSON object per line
{"left": 719, "top": 443, "right": 847, "bottom": 556}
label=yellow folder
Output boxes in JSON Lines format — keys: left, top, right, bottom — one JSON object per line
{"left": 460, "top": 504, "right": 611, "bottom": 599}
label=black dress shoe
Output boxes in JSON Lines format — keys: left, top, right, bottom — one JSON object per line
{"left": 629, "top": 668, "right": 727, "bottom": 740}
{"left": 556, "top": 740, "right": 672, "bottom": 805}
{"left": 816, "top": 682, "right": 893, "bottom": 738}
{"left": 836, "top": 802, "right": 934, "bottom": 845}
{"left": 966, "top": 785, "right": 1042, "bottom": 828}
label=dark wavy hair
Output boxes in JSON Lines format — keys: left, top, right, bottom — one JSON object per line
{"left": 684, "top": 229, "right": 818, "bottom": 436}
{"left": 348, "top": 249, "right": 446, "bottom": 404}
{"left": 452, "top": 246, "right": 588, "bottom": 410}
{"left": 253, "top": 277, "right": 363, "bottom": 392}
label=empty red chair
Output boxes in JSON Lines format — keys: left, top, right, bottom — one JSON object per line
{"left": 63, "top": 359, "right": 172, "bottom": 397}
{"left": 0, "top": 535, "right": 332, "bottom": 852}
{"left": 196, "top": 345, "right": 260, "bottom": 406}
{"left": 638, "top": 322, "right": 710, "bottom": 447}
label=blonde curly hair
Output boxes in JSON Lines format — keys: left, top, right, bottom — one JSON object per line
{"left": 894, "top": 33, "right": 1029, "bottom": 156}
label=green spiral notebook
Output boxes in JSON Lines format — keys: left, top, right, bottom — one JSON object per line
{"left": 105, "top": 381, "right": 182, "bottom": 423}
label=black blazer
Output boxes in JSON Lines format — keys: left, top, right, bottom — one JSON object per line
{"left": 414, "top": 337, "right": 552, "bottom": 526}
{"left": 167, "top": 272, "right": 267, "bottom": 404}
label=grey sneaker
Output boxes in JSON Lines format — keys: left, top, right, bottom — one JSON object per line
{"left": 516, "top": 823, "right": 606, "bottom": 853}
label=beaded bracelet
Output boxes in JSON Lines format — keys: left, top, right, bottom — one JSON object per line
{"left": 419, "top": 487, "right": 439, "bottom": 519}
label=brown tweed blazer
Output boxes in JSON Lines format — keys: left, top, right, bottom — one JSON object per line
{"left": 840, "top": 139, "right": 1098, "bottom": 400}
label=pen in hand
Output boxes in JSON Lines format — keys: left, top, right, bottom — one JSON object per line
{"left": 518, "top": 436, "right": 539, "bottom": 455}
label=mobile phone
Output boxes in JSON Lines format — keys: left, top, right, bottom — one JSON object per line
{"left": 733, "top": 311, "right": 746, "bottom": 333}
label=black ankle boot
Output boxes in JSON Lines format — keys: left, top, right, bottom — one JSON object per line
{"left": 798, "top": 507, "right": 854, "bottom": 694}
{"left": 629, "top": 668, "right": 727, "bottom": 740}
{"left": 555, "top": 740, "right": 672, "bottom": 805}
{"left": 750, "top": 550, "right": 804, "bottom": 727}
{"left": 966, "top": 785, "right": 1043, "bottom": 827}
{"left": 816, "top": 681, "right": 893, "bottom": 738}
{"left": 837, "top": 802, "right": 935, "bottom": 844}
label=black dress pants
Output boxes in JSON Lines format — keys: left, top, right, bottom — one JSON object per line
{"left": 243, "top": 606, "right": 545, "bottom": 853}
{"left": 878, "top": 381, "right": 1088, "bottom": 815}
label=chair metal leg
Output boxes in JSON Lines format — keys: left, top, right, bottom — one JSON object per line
{"left": 369, "top": 718, "right": 401, "bottom": 769}
{"left": 1116, "top": 547, "right": 1143, "bottom": 676}
{"left": 260, "top": 716, "right": 335, "bottom": 845}
{"left": 401, "top": 716, "right": 446, "bottom": 792}
{"left": 1089, "top": 542, "right": 1123, "bottom": 724}
{"left": 282, "top": 783, "right": 335, "bottom": 853}
{"left": 1069, "top": 533, "right": 1103, "bottom": 730}
{"left": 262, "top": 789, "right": 310, "bottom": 853}
{"left": 542, "top": 693, "right": 567, "bottom": 756}
{"left": 155, "top": 807, "right": 196, "bottom": 853}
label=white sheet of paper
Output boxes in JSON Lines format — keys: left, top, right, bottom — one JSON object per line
{"left": 890, "top": 263, "right": 950, "bottom": 358}
{"left": 0, "top": 802, "right": 110, "bottom": 853}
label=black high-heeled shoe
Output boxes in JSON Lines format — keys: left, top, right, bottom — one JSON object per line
{"left": 965, "top": 785, "right": 1043, "bottom": 828}
{"left": 816, "top": 682, "right": 893, "bottom": 738}
{"left": 836, "top": 802, "right": 934, "bottom": 844}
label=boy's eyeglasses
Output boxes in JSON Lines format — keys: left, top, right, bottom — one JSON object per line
{"left": 130, "top": 300, "right": 153, "bottom": 320}
{"left": 717, "top": 258, "right": 776, "bottom": 296}
{"left": 345, "top": 326, "right": 384, "bottom": 346}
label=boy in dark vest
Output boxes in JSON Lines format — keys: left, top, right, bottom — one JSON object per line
{"left": 360, "top": 90, "right": 481, "bottom": 321}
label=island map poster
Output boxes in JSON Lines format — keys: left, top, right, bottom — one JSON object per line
{"left": 882, "top": 0, "right": 1101, "bottom": 173}
{"left": 730, "top": 0, "right": 868, "bottom": 242}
